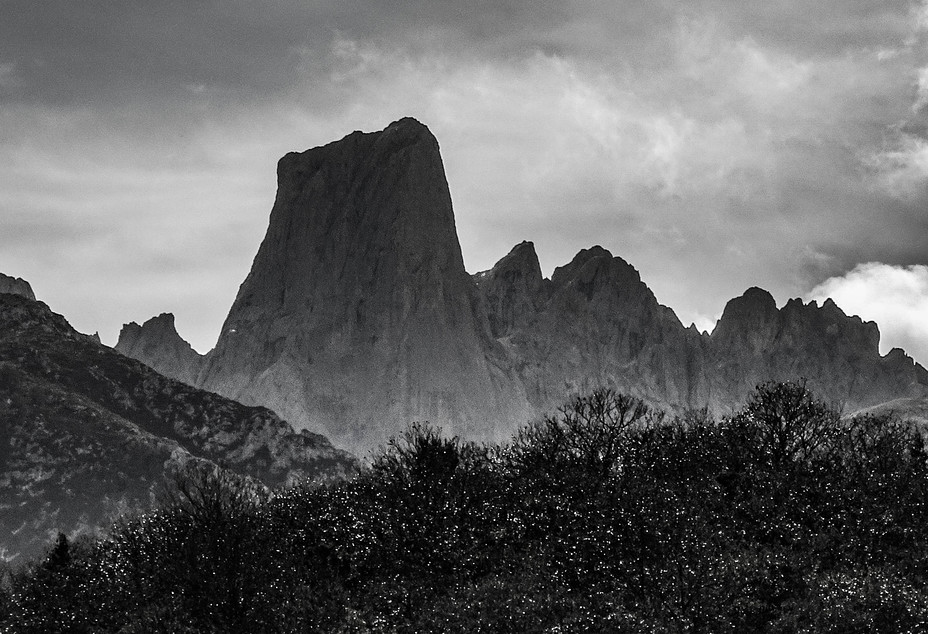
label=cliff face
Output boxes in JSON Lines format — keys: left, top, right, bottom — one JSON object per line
{"left": 477, "top": 245, "right": 927, "bottom": 415}
{"left": 196, "top": 118, "right": 530, "bottom": 451}
{"left": 0, "top": 292, "right": 357, "bottom": 562}
{"left": 116, "top": 313, "right": 205, "bottom": 386}
{"left": 474, "top": 240, "right": 547, "bottom": 339}
{"left": 118, "top": 118, "right": 928, "bottom": 454}
{"left": 476, "top": 244, "right": 710, "bottom": 413}
{"left": 704, "top": 292, "right": 928, "bottom": 410}
{"left": 0, "top": 272, "right": 35, "bottom": 300}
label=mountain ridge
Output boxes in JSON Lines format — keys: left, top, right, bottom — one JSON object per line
{"left": 116, "top": 118, "right": 928, "bottom": 452}
{"left": 0, "top": 291, "right": 357, "bottom": 561}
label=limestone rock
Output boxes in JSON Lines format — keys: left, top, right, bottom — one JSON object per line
{"left": 480, "top": 245, "right": 710, "bottom": 413}
{"left": 116, "top": 313, "right": 204, "bottom": 386}
{"left": 480, "top": 242, "right": 927, "bottom": 417}
{"left": 710, "top": 287, "right": 779, "bottom": 353}
{"left": 705, "top": 292, "right": 928, "bottom": 410}
{"left": 122, "top": 119, "right": 928, "bottom": 452}
{"left": 0, "top": 272, "right": 35, "bottom": 300}
{"left": 197, "top": 118, "right": 530, "bottom": 452}
{"left": 474, "top": 240, "right": 547, "bottom": 338}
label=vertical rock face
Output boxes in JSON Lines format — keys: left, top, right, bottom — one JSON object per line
{"left": 705, "top": 293, "right": 927, "bottom": 410}
{"left": 0, "top": 273, "right": 36, "bottom": 300}
{"left": 475, "top": 246, "right": 927, "bottom": 415}
{"left": 116, "top": 313, "right": 204, "bottom": 386}
{"left": 197, "top": 118, "right": 530, "bottom": 451}
{"left": 474, "top": 241, "right": 547, "bottom": 338}
{"left": 476, "top": 245, "right": 711, "bottom": 413}
{"left": 710, "top": 287, "right": 779, "bottom": 355}
{"left": 119, "top": 118, "right": 928, "bottom": 453}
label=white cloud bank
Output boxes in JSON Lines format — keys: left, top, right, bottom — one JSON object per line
{"left": 809, "top": 263, "right": 928, "bottom": 366}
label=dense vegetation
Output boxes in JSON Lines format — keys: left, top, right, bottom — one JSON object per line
{"left": 2, "top": 381, "right": 928, "bottom": 633}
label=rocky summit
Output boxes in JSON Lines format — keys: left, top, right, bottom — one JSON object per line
{"left": 117, "top": 313, "right": 205, "bottom": 386}
{"left": 0, "top": 273, "right": 35, "bottom": 301}
{"left": 192, "top": 117, "right": 530, "bottom": 452}
{"left": 705, "top": 290, "right": 923, "bottom": 410}
{"left": 120, "top": 118, "right": 928, "bottom": 453}
{"left": 0, "top": 292, "right": 357, "bottom": 562}
{"left": 477, "top": 243, "right": 712, "bottom": 413}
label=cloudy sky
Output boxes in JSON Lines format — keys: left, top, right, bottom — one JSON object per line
{"left": 2, "top": 1, "right": 927, "bottom": 364}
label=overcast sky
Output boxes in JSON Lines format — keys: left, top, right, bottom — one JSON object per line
{"left": 2, "top": 1, "right": 927, "bottom": 364}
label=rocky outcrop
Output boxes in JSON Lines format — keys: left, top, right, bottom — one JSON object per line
{"left": 705, "top": 293, "right": 928, "bottom": 411}
{"left": 0, "top": 272, "right": 35, "bottom": 300}
{"left": 475, "top": 247, "right": 928, "bottom": 417}
{"left": 116, "top": 313, "right": 204, "bottom": 386}
{"left": 0, "top": 293, "right": 357, "bottom": 561}
{"left": 477, "top": 245, "right": 711, "bottom": 413}
{"left": 119, "top": 118, "right": 928, "bottom": 454}
{"left": 195, "top": 117, "right": 530, "bottom": 452}
{"left": 710, "top": 287, "right": 779, "bottom": 356}
{"left": 474, "top": 241, "right": 547, "bottom": 338}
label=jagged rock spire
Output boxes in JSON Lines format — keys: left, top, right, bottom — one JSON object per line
{"left": 197, "top": 118, "right": 530, "bottom": 451}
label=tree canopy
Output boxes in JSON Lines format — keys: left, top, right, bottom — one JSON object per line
{"left": 3, "top": 381, "right": 928, "bottom": 632}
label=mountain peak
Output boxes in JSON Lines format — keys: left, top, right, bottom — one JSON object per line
{"left": 476, "top": 241, "right": 545, "bottom": 337}
{"left": 199, "top": 118, "right": 529, "bottom": 450}
{"left": 245, "top": 117, "right": 459, "bottom": 319}
{"left": 117, "top": 312, "right": 185, "bottom": 348}
{"left": 383, "top": 116, "right": 432, "bottom": 138}
{"left": 717, "top": 287, "right": 777, "bottom": 323}
{"left": 144, "top": 312, "right": 178, "bottom": 332}
{"left": 711, "top": 286, "right": 779, "bottom": 347}
{"left": 116, "top": 313, "right": 203, "bottom": 386}
{"left": 550, "top": 245, "right": 615, "bottom": 287}
{"left": 117, "top": 119, "right": 928, "bottom": 452}
{"left": 476, "top": 241, "right": 542, "bottom": 283}
{"left": 0, "top": 272, "right": 36, "bottom": 301}
{"left": 740, "top": 286, "right": 777, "bottom": 309}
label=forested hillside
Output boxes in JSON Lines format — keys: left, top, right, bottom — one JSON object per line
{"left": 3, "top": 381, "right": 927, "bottom": 633}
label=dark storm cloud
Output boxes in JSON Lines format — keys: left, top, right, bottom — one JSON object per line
{"left": 0, "top": 1, "right": 552, "bottom": 107}
{"left": 1, "top": 1, "right": 307, "bottom": 105}
{"left": 2, "top": 0, "right": 909, "bottom": 106}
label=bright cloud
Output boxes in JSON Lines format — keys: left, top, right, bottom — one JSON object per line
{"left": 809, "top": 263, "right": 928, "bottom": 366}
{"left": 916, "top": 66, "right": 928, "bottom": 111}
{"left": 868, "top": 134, "right": 928, "bottom": 199}
{"left": 918, "top": 0, "right": 928, "bottom": 30}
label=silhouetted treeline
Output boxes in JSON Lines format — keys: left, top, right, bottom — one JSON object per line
{"left": 2, "top": 381, "right": 928, "bottom": 632}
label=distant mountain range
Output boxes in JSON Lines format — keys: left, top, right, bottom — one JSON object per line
{"left": 115, "top": 118, "right": 928, "bottom": 454}
{"left": 0, "top": 282, "right": 356, "bottom": 562}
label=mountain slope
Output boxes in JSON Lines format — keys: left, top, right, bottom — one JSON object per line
{"left": 116, "top": 313, "right": 204, "bottom": 386}
{"left": 0, "top": 292, "right": 357, "bottom": 561}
